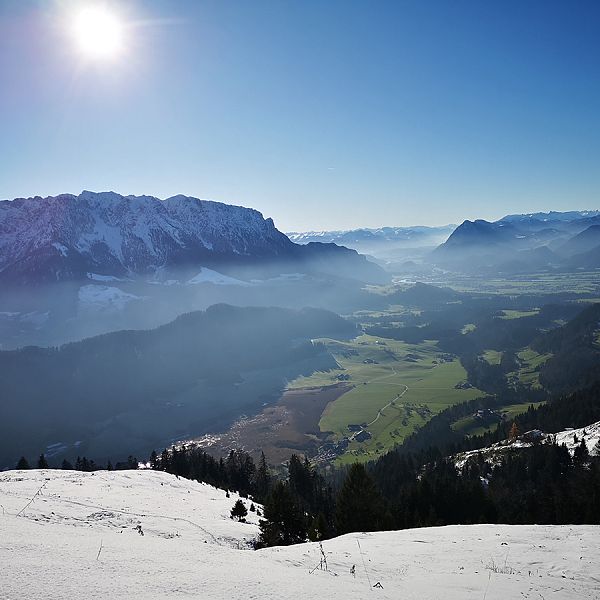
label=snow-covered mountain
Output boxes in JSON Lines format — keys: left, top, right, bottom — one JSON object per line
{"left": 501, "top": 210, "right": 600, "bottom": 223}
{"left": 0, "top": 191, "right": 385, "bottom": 284}
{"left": 287, "top": 226, "right": 454, "bottom": 269}
{"left": 2, "top": 468, "right": 597, "bottom": 599}
{"left": 288, "top": 225, "right": 454, "bottom": 249}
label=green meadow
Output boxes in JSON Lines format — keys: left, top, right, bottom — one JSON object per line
{"left": 287, "top": 334, "right": 483, "bottom": 463}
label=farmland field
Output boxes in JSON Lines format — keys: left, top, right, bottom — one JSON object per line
{"left": 286, "top": 334, "right": 483, "bottom": 463}
{"left": 499, "top": 309, "right": 540, "bottom": 319}
{"left": 452, "top": 401, "right": 546, "bottom": 437}
{"left": 482, "top": 349, "right": 503, "bottom": 365}
{"left": 507, "top": 348, "right": 553, "bottom": 389}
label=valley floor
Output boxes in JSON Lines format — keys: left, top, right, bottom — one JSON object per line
{"left": 1, "top": 470, "right": 598, "bottom": 599}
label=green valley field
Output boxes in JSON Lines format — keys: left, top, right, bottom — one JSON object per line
{"left": 287, "top": 334, "right": 483, "bottom": 463}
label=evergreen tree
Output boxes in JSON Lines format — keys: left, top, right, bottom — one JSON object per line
{"left": 16, "top": 456, "right": 30, "bottom": 469}
{"left": 509, "top": 422, "right": 520, "bottom": 440}
{"left": 254, "top": 452, "right": 271, "bottom": 501}
{"left": 37, "top": 454, "right": 49, "bottom": 469}
{"left": 160, "top": 448, "right": 170, "bottom": 471}
{"left": 336, "top": 463, "right": 385, "bottom": 534}
{"left": 258, "top": 481, "right": 306, "bottom": 547}
{"left": 149, "top": 450, "right": 159, "bottom": 470}
{"left": 61, "top": 459, "right": 73, "bottom": 470}
{"left": 308, "top": 512, "right": 328, "bottom": 542}
{"left": 574, "top": 439, "right": 589, "bottom": 465}
{"left": 230, "top": 499, "right": 248, "bottom": 521}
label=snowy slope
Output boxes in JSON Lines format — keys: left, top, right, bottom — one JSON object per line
{"left": 554, "top": 421, "right": 600, "bottom": 454}
{"left": 1, "top": 469, "right": 598, "bottom": 599}
{"left": 78, "top": 284, "right": 141, "bottom": 310}
{"left": 455, "top": 421, "right": 600, "bottom": 469}
{"left": 187, "top": 267, "right": 251, "bottom": 286}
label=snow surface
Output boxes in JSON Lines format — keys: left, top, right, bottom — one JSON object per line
{"left": 554, "top": 421, "right": 600, "bottom": 455}
{"left": 78, "top": 285, "right": 140, "bottom": 310}
{"left": 187, "top": 268, "right": 251, "bottom": 286}
{"left": 1, "top": 469, "right": 598, "bottom": 599}
{"left": 51, "top": 242, "right": 69, "bottom": 256}
{"left": 455, "top": 420, "right": 600, "bottom": 469}
{"left": 87, "top": 272, "right": 128, "bottom": 282}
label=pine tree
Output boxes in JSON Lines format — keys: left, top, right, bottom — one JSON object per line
{"left": 61, "top": 459, "right": 73, "bottom": 470}
{"left": 254, "top": 452, "right": 271, "bottom": 501}
{"left": 230, "top": 499, "right": 248, "bottom": 521}
{"left": 160, "top": 448, "right": 170, "bottom": 471}
{"left": 258, "top": 481, "right": 306, "bottom": 547}
{"left": 509, "top": 422, "right": 520, "bottom": 440}
{"left": 335, "top": 463, "right": 385, "bottom": 535}
{"left": 308, "top": 512, "right": 328, "bottom": 542}
{"left": 16, "top": 456, "right": 30, "bottom": 469}
{"left": 149, "top": 450, "right": 159, "bottom": 470}
{"left": 37, "top": 454, "right": 49, "bottom": 469}
{"left": 574, "top": 439, "right": 589, "bottom": 465}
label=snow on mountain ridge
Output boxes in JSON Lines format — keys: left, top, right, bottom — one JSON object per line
{"left": 0, "top": 191, "right": 292, "bottom": 282}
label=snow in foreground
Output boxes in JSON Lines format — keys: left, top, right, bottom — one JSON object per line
{"left": 1, "top": 470, "right": 598, "bottom": 599}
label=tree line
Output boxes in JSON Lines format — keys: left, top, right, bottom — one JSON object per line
{"left": 13, "top": 382, "right": 600, "bottom": 548}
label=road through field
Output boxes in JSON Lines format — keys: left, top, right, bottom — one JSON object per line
{"left": 365, "top": 384, "right": 409, "bottom": 428}
{"left": 348, "top": 366, "right": 412, "bottom": 438}
{"left": 359, "top": 361, "right": 441, "bottom": 431}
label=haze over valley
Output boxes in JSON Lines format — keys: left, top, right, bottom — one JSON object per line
{"left": 2, "top": 1, "right": 600, "bottom": 598}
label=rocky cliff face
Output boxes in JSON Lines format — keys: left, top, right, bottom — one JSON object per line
{"left": 0, "top": 191, "right": 299, "bottom": 283}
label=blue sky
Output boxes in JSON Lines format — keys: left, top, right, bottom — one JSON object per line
{"left": 1, "top": 0, "right": 599, "bottom": 230}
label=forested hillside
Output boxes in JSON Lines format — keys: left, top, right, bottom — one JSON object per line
{"left": 0, "top": 305, "right": 355, "bottom": 466}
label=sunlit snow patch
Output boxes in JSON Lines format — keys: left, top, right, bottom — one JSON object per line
{"left": 87, "top": 272, "right": 128, "bottom": 282}
{"left": 78, "top": 285, "right": 140, "bottom": 309}
{"left": 187, "top": 268, "right": 251, "bottom": 286}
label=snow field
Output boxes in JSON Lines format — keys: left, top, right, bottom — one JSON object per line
{"left": 1, "top": 469, "right": 598, "bottom": 599}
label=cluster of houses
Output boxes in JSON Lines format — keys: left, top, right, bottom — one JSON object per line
{"left": 314, "top": 425, "right": 373, "bottom": 464}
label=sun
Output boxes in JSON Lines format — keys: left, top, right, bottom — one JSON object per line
{"left": 71, "top": 6, "right": 124, "bottom": 60}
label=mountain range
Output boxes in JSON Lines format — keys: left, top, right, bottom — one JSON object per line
{"left": 287, "top": 225, "right": 454, "bottom": 247}
{"left": 0, "top": 191, "right": 385, "bottom": 285}
{"left": 431, "top": 210, "right": 600, "bottom": 272}
{"left": 287, "top": 225, "right": 454, "bottom": 265}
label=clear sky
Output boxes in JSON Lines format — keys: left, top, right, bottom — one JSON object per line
{"left": 1, "top": 0, "right": 599, "bottom": 231}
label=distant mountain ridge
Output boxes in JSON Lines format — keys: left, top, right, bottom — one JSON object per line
{"left": 0, "top": 191, "right": 385, "bottom": 284}
{"left": 501, "top": 210, "right": 600, "bottom": 223}
{"left": 288, "top": 225, "right": 454, "bottom": 247}
{"left": 287, "top": 225, "right": 455, "bottom": 268}
{"left": 431, "top": 209, "right": 600, "bottom": 272}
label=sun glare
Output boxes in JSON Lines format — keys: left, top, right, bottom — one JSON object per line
{"left": 71, "top": 6, "right": 124, "bottom": 60}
